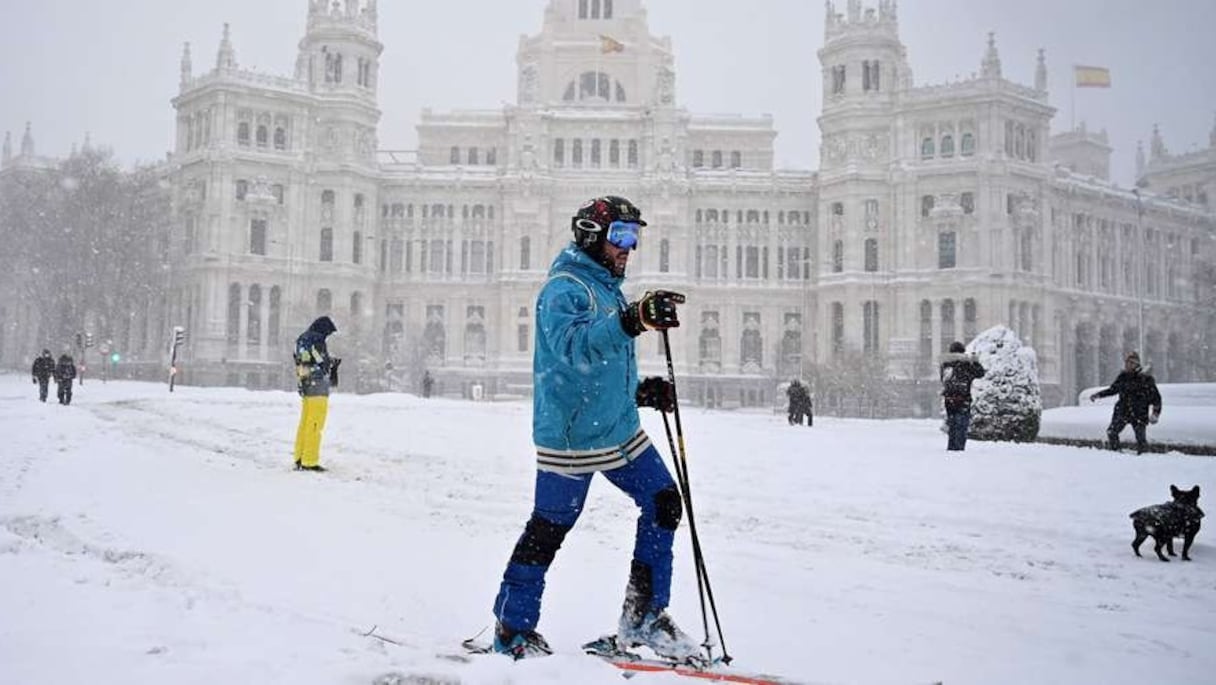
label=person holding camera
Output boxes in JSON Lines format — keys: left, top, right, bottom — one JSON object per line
{"left": 293, "top": 315, "right": 339, "bottom": 472}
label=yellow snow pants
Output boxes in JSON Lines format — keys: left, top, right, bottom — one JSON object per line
{"left": 293, "top": 395, "right": 329, "bottom": 467}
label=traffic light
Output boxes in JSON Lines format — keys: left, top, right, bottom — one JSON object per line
{"left": 110, "top": 352, "right": 121, "bottom": 364}
{"left": 76, "top": 333, "right": 83, "bottom": 349}
{"left": 173, "top": 327, "right": 186, "bottom": 345}
{"left": 85, "top": 332, "right": 94, "bottom": 347}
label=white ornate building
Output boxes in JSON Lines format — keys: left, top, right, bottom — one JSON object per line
{"left": 159, "top": 0, "right": 1215, "bottom": 411}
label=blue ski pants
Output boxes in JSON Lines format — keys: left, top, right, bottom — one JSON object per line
{"left": 493, "top": 444, "right": 678, "bottom": 633}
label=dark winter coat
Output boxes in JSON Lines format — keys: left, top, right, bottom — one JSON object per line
{"left": 32, "top": 353, "right": 55, "bottom": 381}
{"left": 787, "top": 382, "right": 812, "bottom": 416}
{"left": 1092, "top": 370, "right": 1161, "bottom": 422}
{"left": 295, "top": 316, "right": 337, "bottom": 397}
{"left": 54, "top": 354, "right": 77, "bottom": 383}
{"left": 940, "top": 352, "right": 985, "bottom": 412}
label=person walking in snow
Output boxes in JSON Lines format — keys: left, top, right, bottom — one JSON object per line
{"left": 293, "top": 316, "right": 340, "bottom": 472}
{"left": 490, "top": 196, "right": 700, "bottom": 661}
{"left": 940, "top": 341, "right": 985, "bottom": 451}
{"left": 31, "top": 349, "right": 55, "bottom": 402}
{"left": 54, "top": 351, "right": 77, "bottom": 405}
{"left": 786, "top": 379, "right": 812, "bottom": 427}
{"left": 1090, "top": 351, "right": 1161, "bottom": 454}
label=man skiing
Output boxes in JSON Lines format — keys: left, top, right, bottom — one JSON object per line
{"left": 940, "top": 341, "right": 985, "bottom": 451}
{"left": 490, "top": 196, "right": 699, "bottom": 661}
{"left": 293, "top": 315, "right": 340, "bottom": 471}
{"left": 1090, "top": 351, "right": 1161, "bottom": 454}
{"left": 54, "top": 350, "right": 77, "bottom": 405}
{"left": 31, "top": 349, "right": 54, "bottom": 402}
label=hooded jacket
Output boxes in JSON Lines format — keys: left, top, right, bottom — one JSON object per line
{"left": 295, "top": 316, "right": 337, "bottom": 397}
{"left": 1093, "top": 368, "right": 1161, "bottom": 422}
{"left": 940, "top": 351, "right": 985, "bottom": 411}
{"left": 32, "top": 351, "right": 55, "bottom": 381}
{"left": 531, "top": 243, "right": 651, "bottom": 474}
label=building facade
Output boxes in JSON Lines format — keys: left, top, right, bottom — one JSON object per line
{"left": 153, "top": 0, "right": 1215, "bottom": 410}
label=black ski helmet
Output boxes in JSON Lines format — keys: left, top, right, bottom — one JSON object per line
{"left": 571, "top": 195, "right": 647, "bottom": 251}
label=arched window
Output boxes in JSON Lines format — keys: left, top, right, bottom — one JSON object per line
{"left": 628, "top": 139, "right": 639, "bottom": 167}
{"left": 863, "top": 301, "right": 880, "bottom": 354}
{"left": 352, "top": 230, "right": 363, "bottom": 264}
{"left": 520, "top": 236, "right": 531, "bottom": 270}
{"left": 269, "top": 286, "right": 281, "bottom": 346}
{"left": 864, "top": 238, "right": 878, "bottom": 271}
{"left": 919, "top": 300, "right": 933, "bottom": 362}
{"left": 832, "top": 240, "right": 844, "bottom": 272}
{"left": 921, "top": 194, "right": 935, "bottom": 218}
{"left": 553, "top": 138, "right": 564, "bottom": 165}
{"left": 940, "top": 299, "right": 956, "bottom": 353}
{"left": 712, "top": 150, "right": 723, "bottom": 168}
{"left": 274, "top": 127, "right": 286, "bottom": 150}
{"left": 610, "top": 139, "right": 620, "bottom": 167}
{"left": 467, "top": 147, "right": 479, "bottom": 165}
{"left": 921, "top": 137, "right": 935, "bottom": 159}
{"left": 964, "top": 298, "right": 978, "bottom": 342}
{"left": 450, "top": 146, "right": 460, "bottom": 164}
{"left": 938, "top": 231, "right": 956, "bottom": 268}
{"left": 256, "top": 125, "right": 268, "bottom": 148}
{"left": 235, "top": 179, "right": 248, "bottom": 200}
{"left": 227, "top": 283, "right": 241, "bottom": 346}
{"left": 247, "top": 285, "right": 261, "bottom": 345}
{"left": 831, "top": 302, "right": 844, "bottom": 356}
{"left": 319, "top": 227, "right": 333, "bottom": 262}
{"left": 591, "top": 139, "right": 601, "bottom": 167}
{"left": 693, "top": 150, "right": 704, "bottom": 167}
{"left": 316, "top": 289, "right": 332, "bottom": 315}
{"left": 960, "top": 132, "right": 975, "bottom": 156}
{"left": 572, "top": 139, "right": 583, "bottom": 166}
{"left": 660, "top": 239, "right": 670, "bottom": 273}
{"left": 940, "top": 134, "right": 955, "bottom": 157}
{"left": 237, "top": 122, "right": 250, "bottom": 146}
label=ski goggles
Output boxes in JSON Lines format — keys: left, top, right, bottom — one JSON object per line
{"left": 605, "top": 220, "right": 641, "bottom": 250}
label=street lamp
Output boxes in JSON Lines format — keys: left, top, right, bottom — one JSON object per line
{"left": 1132, "top": 188, "right": 1145, "bottom": 356}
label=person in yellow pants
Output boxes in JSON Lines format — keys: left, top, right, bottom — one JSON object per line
{"left": 293, "top": 316, "right": 339, "bottom": 471}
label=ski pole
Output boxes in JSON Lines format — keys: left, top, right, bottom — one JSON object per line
{"left": 661, "top": 329, "right": 731, "bottom": 664}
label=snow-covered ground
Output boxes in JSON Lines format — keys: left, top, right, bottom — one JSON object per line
{"left": 1040, "top": 383, "right": 1216, "bottom": 448}
{"left": 1, "top": 372, "right": 1213, "bottom": 685}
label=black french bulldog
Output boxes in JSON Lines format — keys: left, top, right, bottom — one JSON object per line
{"left": 1130, "top": 485, "right": 1204, "bottom": 562}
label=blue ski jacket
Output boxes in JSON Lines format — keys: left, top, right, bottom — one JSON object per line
{"left": 532, "top": 244, "right": 651, "bottom": 474}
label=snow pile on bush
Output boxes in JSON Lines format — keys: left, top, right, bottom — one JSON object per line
{"left": 967, "top": 325, "right": 1042, "bottom": 442}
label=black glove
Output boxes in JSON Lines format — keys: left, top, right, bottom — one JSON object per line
{"left": 636, "top": 376, "right": 676, "bottom": 413}
{"left": 329, "top": 358, "right": 342, "bottom": 386}
{"left": 620, "top": 290, "right": 686, "bottom": 338}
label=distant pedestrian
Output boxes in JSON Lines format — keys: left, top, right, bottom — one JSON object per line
{"left": 31, "top": 349, "right": 54, "bottom": 402}
{"left": 293, "top": 316, "right": 339, "bottom": 472}
{"left": 421, "top": 370, "right": 434, "bottom": 399}
{"left": 54, "top": 351, "right": 77, "bottom": 405}
{"left": 786, "top": 380, "right": 812, "bottom": 427}
{"left": 1090, "top": 351, "right": 1161, "bottom": 454}
{"left": 940, "top": 341, "right": 985, "bottom": 451}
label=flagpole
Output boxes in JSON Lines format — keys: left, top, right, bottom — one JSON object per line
{"left": 1070, "top": 64, "right": 1076, "bottom": 131}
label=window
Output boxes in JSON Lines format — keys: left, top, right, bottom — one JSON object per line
{"left": 862, "top": 60, "right": 880, "bottom": 92}
{"left": 572, "top": 139, "right": 583, "bottom": 166}
{"left": 961, "top": 132, "right": 975, "bottom": 156}
{"left": 227, "top": 283, "right": 241, "bottom": 346}
{"left": 921, "top": 137, "right": 935, "bottom": 159}
{"left": 964, "top": 298, "right": 978, "bottom": 342}
{"left": 831, "top": 302, "right": 844, "bottom": 356}
{"left": 961, "top": 192, "right": 975, "bottom": 215}
{"left": 660, "top": 239, "right": 670, "bottom": 273}
{"left": 693, "top": 150, "right": 703, "bottom": 167}
{"left": 518, "top": 324, "right": 530, "bottom": 352}
{"left": 352, "top": 231, "right": 363, "bottom": 264}
{"left": 237, "top": 122, "right": 250, "bottom": 146}
{"left": 940, "top": 134, "right": 954, "bottom": 157}
{"left": 610, "top": 139, "right": 620, "bottom": 167}
{"left": 938, "top": 231, "right": 957, "bottom": 269}
{"left": 745, "top": 246, "right": 760, "bottom": 278}
{"left": 1005, "top": 120, "right": 1014, "bottom": 156}
{"left": 591, "top": 139, "right": 601, "bottom": 167}
{"left": 467, "top": 147, "right": 479, "bottom": 165}
{"left": 940, "top": 300, "right": 956, "bottom": 353}
{"left": 316, "top": 289, "right": 332, "bottom": 315}
{"left": 269, "top": 286, "right": 281, "bottom": 346}
{"left": 864, "top": 238, "right": 878, "bottom": 272}
{"left": 247, "top": 285, "right": 261, "bottom": 345}
{"left": 250, "top": 218, "right": 267, "bottom": 255}
{"left": 712, "top": 150, "right": 723, "bottom": 168}
{"left": 864, "top": 199, "right": 879, "bottom": 230}
{"left": 731, "top": 151, "right": 742, "bottom": 169}
{"left": 628, "top": 139, "right": 639, "bottom": 167}
{"left": 604, "top": 0, "right": 613, "bottom": 19}
{"left": 256, "top": 125, "right": 268, "bottom": 148}
{"left": 921, "top": 194, "right": 935, "bottom": 217}
{"left": 184, "top": 215, "right": 195, "bottom": 255}
{"left": 553, "top": 138, "right": 564, "bottom": 165}
{"left": 274, "top": 127, "right": 286, "bottom": 150}
{"left": 272, "top": 184, "right": 284, "bottom": 205}
{"left": 487, "top": 148, "right": 497, "bottom": 165}
{"left": 831, "top": 65, "right": 846, "bottom": 94}
{"left": 450, "top": 146, "right": 460, "bottom": 164}
{"left": 832, "top": 240, "right": 844, "bottom": 272}
{"left": 919, "top": 300, "right": 933, "bottom": 362}
{"left": 591, "top": 0, "right": 601, "bottom": 19}
{"left": 579, "top": 0, "right": 587, "bottom": 18}
{"left": 235, "top": 179, "right": 248, "bottom": 200}
{"left": 320, "top": 228, "right": 333, "bottom": 262}
{"left": 831, "top": 202, "right": 844, "bottom": 216}
{"left": 863, "top": 301, "right": 880, "bottom": 354}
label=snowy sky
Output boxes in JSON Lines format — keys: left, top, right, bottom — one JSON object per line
{"left": 2, "top": 0, "right": 1214, "bottom": 185}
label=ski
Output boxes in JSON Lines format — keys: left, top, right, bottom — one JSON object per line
{"left": 582, "top": 634, "right": 808, "bottom": 684}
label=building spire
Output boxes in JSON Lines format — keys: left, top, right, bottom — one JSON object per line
{"left": 981, "top": 32, "right": 1001, "bottom": 78}
{"left": 1150, "top": 123, "right": 1166, "bottom": 159}
{"left": 20, "top": 121, "right": 34, "bottom": 156}
{"left": 180, "top": 42, "right": 193, "bottom": 89}
{"left": 216, "top": 23, "right": 236, "bottom": 70}
{"left": 1210, "top": 111, "right": 1216, "bottom": 148}
{"left": 1034, "top": 48, "right": 1047, "bottom": 92}
{"left": 1136, "top": 140, "right": 1146, "bottom": 176}
{"left": 2, "top": 131, "right": 11, "bottom": 166}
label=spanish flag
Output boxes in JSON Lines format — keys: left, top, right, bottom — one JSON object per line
{"left": 599, "top": 34, "right": 625, "bottom": 54}
{"left": 1074, "top": 65, "right": 1111, "bottom": 88}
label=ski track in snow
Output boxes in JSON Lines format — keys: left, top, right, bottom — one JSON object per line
{"left": 1, "top": 376, "right": 1214, "bottom": 684}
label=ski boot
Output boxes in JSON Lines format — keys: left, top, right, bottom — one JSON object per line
{"left": 493, "top": 621, "right": 552, "bottom": 660}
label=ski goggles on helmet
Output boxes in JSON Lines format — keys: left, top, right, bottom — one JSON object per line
{"left": 605, "top": 220, "right": 641, "bottom": 250}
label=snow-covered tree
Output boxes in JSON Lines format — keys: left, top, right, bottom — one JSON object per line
{"left": 967, "top": 325, "right": 1042, "bottom": 442}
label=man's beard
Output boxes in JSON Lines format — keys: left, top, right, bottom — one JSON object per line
{"left": 595, "top": 247, "right": 627, "bottom": 277}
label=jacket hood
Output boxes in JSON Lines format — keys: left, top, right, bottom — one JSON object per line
{"left": 308, "top": 316, "right": 337, "bottom": 337}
